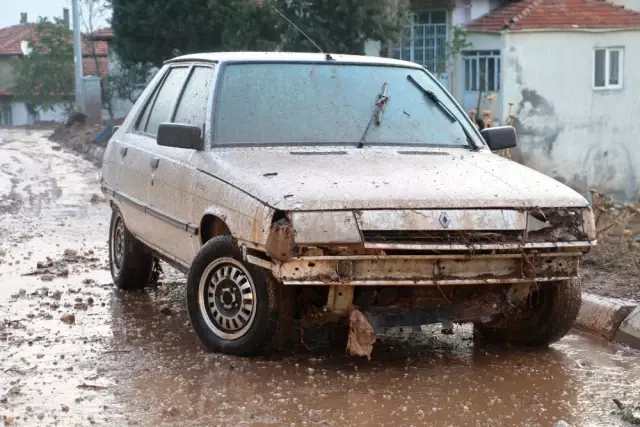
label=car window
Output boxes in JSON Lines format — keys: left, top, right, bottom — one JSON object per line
{"left": 173, "top": 66, "right": 214, "bottom": 129}
{"left": 214, "top": 63, "right": 477, "bottom": 147}
{"left": 144, "top": 66, "right": 189, "bottom": 136}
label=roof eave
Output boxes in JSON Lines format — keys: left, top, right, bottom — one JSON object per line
{"left": 508, "top": 26, "right": 640, "bottom": 33}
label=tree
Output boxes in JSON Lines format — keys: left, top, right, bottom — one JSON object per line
{"left": 274, "top": 0, "right": 410, "bottom": 54}
{"left": 11, "top": 18, "right": 75, "bottom": 114}
{"left": 110, "top": 0, "right": 409, "bottom": 66}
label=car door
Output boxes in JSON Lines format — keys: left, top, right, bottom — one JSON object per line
{"left": 146, "top": 64, "right": 215, "bottom": 265}
{"left": 108, "top": 67, "right": 170, "bottom": 240}
{"left": 122, "top": 65, "right": 191, "bottom": 250}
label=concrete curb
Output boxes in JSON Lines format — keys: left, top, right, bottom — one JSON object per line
{"left": 575, "top": 292, "right": 639, "bottom": 348}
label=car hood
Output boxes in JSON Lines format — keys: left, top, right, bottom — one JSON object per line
{"left": 193, "top": 146, "right": 588, "bottom": 211}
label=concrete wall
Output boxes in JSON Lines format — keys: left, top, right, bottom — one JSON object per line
{"left": 9, "top": 102, "right": 67, "bottom": 125}
{"left": 502, "top": 30, "right": 640, "bottom": 201}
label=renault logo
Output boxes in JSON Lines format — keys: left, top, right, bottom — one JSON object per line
{"left": 439, "top": 212, "right": 451, "bottom": 228}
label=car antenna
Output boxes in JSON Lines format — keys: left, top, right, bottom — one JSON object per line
{"left": 270, "top": 5, "right": 334, "bottom": 61}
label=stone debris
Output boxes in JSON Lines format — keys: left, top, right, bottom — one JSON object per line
{"left": 60, "top": 313, "right": 76, "bottom": 324}
{"left": 613, "top": 399, "right": 640, "bottom": 425}
{"left": 346, "top": 309, "right": 376, "bottom": 360}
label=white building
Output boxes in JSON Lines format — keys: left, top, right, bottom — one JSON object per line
{"left": 458, "top": 0, "right": 640, "bottom": 201}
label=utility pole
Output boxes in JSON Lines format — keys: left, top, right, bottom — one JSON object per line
{"left": 71, "top": 0, "right": 84, "bottom": 113}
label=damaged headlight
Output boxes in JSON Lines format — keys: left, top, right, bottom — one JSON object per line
{"left": 290, "top": 211, "right": 362, "bottom": 245}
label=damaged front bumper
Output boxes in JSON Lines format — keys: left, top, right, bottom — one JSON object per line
{"left": 247, "top": 207, "right": 596, "bottom": 287}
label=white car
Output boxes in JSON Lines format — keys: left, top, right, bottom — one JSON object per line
{"left": 101, "top": 52, "right": 596, "bottom": 356}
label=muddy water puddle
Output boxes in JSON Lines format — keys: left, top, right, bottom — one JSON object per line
{"left": 1, "top": 128, "right": 640, "bottom": 427}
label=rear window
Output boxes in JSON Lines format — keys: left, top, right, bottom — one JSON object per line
{"left": 214, "top": 62, "right": 475, "bottom": 147}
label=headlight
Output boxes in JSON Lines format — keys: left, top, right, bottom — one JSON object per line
{"left": 290, "top": 211, "right": 362, "bottom": 245}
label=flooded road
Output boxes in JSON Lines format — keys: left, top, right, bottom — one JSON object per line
{"left": 1, "top": 128, "right": 639, "bottom": 426}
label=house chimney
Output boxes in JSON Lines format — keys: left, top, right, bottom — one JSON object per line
{"left": 63, "top": 8, "right": 70, "bottom": 28}
{"left": 20, "top": 13, "right": 27, "bottom": 24}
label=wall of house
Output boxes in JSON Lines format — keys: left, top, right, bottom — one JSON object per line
{"left": 609, "top": 0, "right": 640, "bottom": 10}
{"left": 452, "top": 0, "right": 502, "bottom": 25}
{"left": 0, "top": 57, "right": 15, "bottom": 91}
{"left": 10, "top": 102, "right": 66, "bottom": 125}
{"left": 502, "top": 30, "right": 640, "bottom": 201}
{"left": 451, "top": 31, "right": 503, "bottom": 120}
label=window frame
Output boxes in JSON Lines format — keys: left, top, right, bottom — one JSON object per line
{"left": 462, "top": 50, "right": 501, "bottom": 93}
{"left": 593, "top": 47, "right": 624, "bottom": 91}
{"left": 171, "top": 64, "right": 216, "bottom": 136}
{"left": 132, "top": 64, "right": 191, "bottom": 137}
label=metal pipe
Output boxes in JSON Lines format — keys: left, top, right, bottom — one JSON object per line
{"left": 71, "top": 0, "right": 84, "bottom": 112}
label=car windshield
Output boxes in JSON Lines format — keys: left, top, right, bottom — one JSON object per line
{"left": 213, "top": 62, "right": 478, "bottom": 147}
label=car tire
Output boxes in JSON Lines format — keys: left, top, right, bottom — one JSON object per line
{"left": 186, "top": 235, "right": 288, "bottom": 356}
{"left": 474, "top": 278, "right": 581, "bottom": 346}
{"left": 108, "top": 206, "right": 154, "bottom": 290}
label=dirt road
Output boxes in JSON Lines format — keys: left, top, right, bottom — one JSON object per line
{"left": 1, "top": 127, "right": 639, "bottom": 427}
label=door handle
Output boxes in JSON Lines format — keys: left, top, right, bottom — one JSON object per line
{"left": 119, "top": 146, "right": 128, "bottom": 158}
{"left": 150, "top": 157, "right": 160, "bottom": 169}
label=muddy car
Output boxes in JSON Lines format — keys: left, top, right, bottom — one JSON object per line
{"left": 100, "top": 52, "right": 596, "bottom": 357}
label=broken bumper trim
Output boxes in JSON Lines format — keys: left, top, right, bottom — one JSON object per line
{"left": 264, "top": 252, "right": 581, "bottom": 286}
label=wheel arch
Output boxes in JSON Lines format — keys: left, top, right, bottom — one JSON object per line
{"left": 200, "top": 213, "right": 232, "bottom": 246}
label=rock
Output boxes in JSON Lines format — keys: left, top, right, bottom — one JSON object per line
{"left": 159, "top": 306, "right": 172, "bottom": 316}
{"left": 164, "top": 407, "right": 179, "bottom": 416}
{"left": 8, "top": 386, "right": 21, "bottom": 396}
{"left": 41, "top": 274, "right": 55, "bottom": 282}
{"left": 61, "top": 405, "right": 69, "bottom": 413}
{"left": 552, "top": 420, "right": 571, "bottom": 427}
{"left": 89, "top": 194, "right": 105, "bottom": 203}
{"left": 87, "top": 297, "right": 94, "bottom": 306}
{"left": 51, "top": 145, "right": 62, "bottom": 151}
{"left": 74, "top": 302, "right": 88, "bottom": 311}
{"left": 64, "top": 249, "right": 78, "bottom": 257}
{"left": 4, "top": 416, "right": 16, "bottom": 425}
{"left": 52, "top": 290, "right": 62, "bottom": 300}
{"left": 0, "top": 248, "right": 6, "bottom": 257}
{"left": 346, "top": 309, "right": 376, "bottom": 360}
{"left": 60, "top": 313, "right": 75, "bottom": 324}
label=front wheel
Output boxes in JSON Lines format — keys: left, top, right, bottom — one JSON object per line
{"left": 474, "top": 278, "right": 582, "bottom": 347}
{"left": 186, "top": 236, "right": 288, "bottom": 356}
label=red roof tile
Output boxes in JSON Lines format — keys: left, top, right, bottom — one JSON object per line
{"left": 0, "top": 23, "right": 108, "bottom": 56}
{"left": 88, "top": 27, "right": 114, "bottom": 41}
{"left": 83, "top": 56, "right": 109, "bottom": 77}
{"left": 0, "top": 24, "right": 36, "bottom": 55}
{"left": 466, "top": 0, "right": 640, "bottom": 32}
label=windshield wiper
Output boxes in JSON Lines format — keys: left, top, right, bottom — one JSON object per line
{"left": 406, "top": 74, "right": 474, "bottom": 147}
{"left": 407, "top": 75, "right": 456, "bottom": 123}
{"left": 358, "top": 82, "right": 389, "bottom": 148}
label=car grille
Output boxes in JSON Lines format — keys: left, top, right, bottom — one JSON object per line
{"left": 361, "top": 230, "right": 524, "bottom": 245}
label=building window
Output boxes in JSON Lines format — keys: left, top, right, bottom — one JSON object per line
{"left": 594, "top": 47, "right": 623, "bottom": 89}
{"left": 463, "top": 50, "right": 501, "bottom": 92}
{"left": 393, "top": 11, "right": 448, "bottom": 75}
{"left": 0, "top": 103, "right": 11, "bottom": 125}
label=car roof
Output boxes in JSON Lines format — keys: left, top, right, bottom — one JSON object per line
{"left": 164, "top": 51, "right": 424, "bottom": 69}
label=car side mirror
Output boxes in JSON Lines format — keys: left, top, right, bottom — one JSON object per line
{"left": 481, "top": 126, "right": 517, "bottom": 151}
{"left": 157, "top": 123, "right": 204, "bottom": 151}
